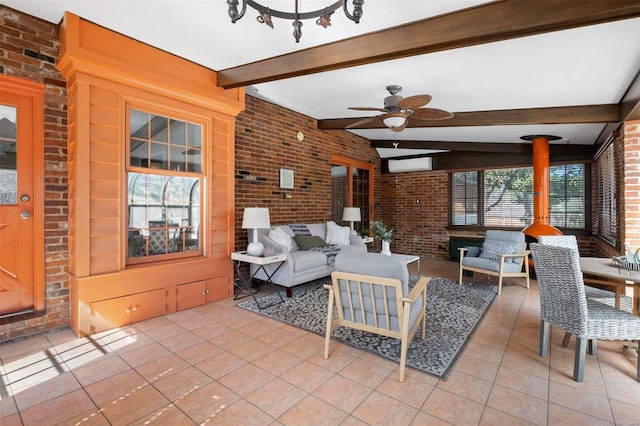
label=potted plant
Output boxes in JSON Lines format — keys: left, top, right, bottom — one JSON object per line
{"left": 371, "top": 220, "right": 393, "bottom": 255}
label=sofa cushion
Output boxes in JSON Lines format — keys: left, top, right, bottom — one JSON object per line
{"left": 293, "top": 235, "right": 328, "bottom": 250}
{"left": 292, "top": 250, "right": 329, "bottom": 272}
{"left": 306, "top": 223, "right": 327, "bottom": 239}
{"left": 326, "top": 221, "right": 351, "bottom": 246}
{"left": 268, "top": 227, "right": 293, "bottom": 251}
{"left": 279, "top": 226, "right": 299, "bottom": 251}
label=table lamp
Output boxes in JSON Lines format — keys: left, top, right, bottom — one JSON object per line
{"left": 342, "top": 207, "right": 361, "bottom": 231}
{"left": 242, "top": 207, "right": 271, "bottom": 256}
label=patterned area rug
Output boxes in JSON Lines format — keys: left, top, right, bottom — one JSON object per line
{"left": 237, "top": 276, "right": 497, "bottom": 380}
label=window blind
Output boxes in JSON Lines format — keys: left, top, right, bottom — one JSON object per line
{"left": 594, "top": 136, "right": 620, "bottom": 247}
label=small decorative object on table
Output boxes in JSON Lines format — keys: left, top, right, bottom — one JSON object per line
{"left": 612, "top": 247, "right": 640, "bottom": 271}
{"left": 371, "top": 220, "right": 393, "bottom": 256}
{"left": 263, "top": 245, "right": 278, "bottom": 257}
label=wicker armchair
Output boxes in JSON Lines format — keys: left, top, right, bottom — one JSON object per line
{"left": 324, "top": 252, "right": 429, "bottom": 382}
{"left": 530, "top": 243, "right": 640, "bottom": 382}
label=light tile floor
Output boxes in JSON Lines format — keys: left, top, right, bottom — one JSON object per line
{"left": 1, "top": 258, "right": 639, "bottom": 425}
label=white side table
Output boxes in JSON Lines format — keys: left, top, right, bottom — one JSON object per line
{"left": 231, "top": 251, "right": 287, "bottom": 309}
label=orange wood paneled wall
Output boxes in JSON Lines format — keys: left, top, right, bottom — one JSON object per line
{"left": 57, "top": 12, "right": 244, "bottom": 336}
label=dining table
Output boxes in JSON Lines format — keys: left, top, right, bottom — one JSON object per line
{"left": 579, "top": 257, "right": 640, "bottom": 316}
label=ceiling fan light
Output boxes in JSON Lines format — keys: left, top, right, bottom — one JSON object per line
{"left": 383, "top": 115, "right": 405, "bottom": 129}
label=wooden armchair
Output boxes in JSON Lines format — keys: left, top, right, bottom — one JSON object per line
{"left": 458, "top": 230, "right": 530, "bottom": 295}
{"left": 324, "top": 252, "right": 429, "bottom": 382}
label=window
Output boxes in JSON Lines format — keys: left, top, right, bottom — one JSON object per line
{"left": 594, "top": 138, "right": 619, "bottom": 247}
{"left": 127, "top": 107, "right": 204, "bottom": 262}
{"left": 0, "top": 105, "right": 17, "bottom": 205}
{"left": 451, "top": 164, "right": 586, "bottom": 229}
{"left": 330, "top": 155, "right": 373, "bottom": 235}
{"left": 451, "top": 171, "right": 478, "bottom": 225}
{"left": 483, "top": 168, "right": 533, "bottom": 227}
{"left": 549, "top": 164, "right": 586, "bottom": 228}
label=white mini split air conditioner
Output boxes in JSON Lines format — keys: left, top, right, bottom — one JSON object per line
{"left": 388, "top": 157, "right": 433, "bottom": 173}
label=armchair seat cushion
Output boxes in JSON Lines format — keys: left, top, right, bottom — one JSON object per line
{"left": 462, "top": 256, "right": 523, "bottom": 273}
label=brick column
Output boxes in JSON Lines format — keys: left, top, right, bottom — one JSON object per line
{"left": 622, "top": 120, "right": 640, "bottom": 252}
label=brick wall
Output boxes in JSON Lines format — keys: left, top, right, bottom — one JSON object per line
{"left": 0, "top": 6, "right": 69, "bottom": 341}
{"left": 379, "top": 171, "right": 452, "bottom": 259}
{"left": 622, "top": 120, "right": 640, "bottom": 253}
{"left": 234, "top": 96, "right": 380, "bottom": 251}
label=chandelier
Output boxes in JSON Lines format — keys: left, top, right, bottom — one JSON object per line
{"left": 227, "top": 0, "right": 364, "bottom": 43}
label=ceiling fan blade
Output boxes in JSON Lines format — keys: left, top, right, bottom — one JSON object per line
{"left": 412, "top": 108, "right": 454, "bottom": 120}
{"left": 348, "top": 107, "right": 388, "bottom": 112}
{"left": 397, "top": 94, "right": 431, "bottom": 110}
{"left": 346, "top": 116, "right": 381, "bottom": 129}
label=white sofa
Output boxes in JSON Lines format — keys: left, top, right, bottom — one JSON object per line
{"left": 250, "top": 222, "right": 366, "bottom": 297}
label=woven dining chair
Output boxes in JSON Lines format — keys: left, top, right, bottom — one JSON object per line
{"left": 538, "top": 235, "right": 579, "bottom": 253}
{"left": 538, "top": 234, "right": 631, "bottom": 346}
{"left": 530, "top": 243, "right": 640, "bottom": 382}
{"left": 538, "top": 235, "right": 587, "bottom": 347}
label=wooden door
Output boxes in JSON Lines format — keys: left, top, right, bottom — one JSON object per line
{"left": 0, "top": 80, "right": 42, "bottom": 317}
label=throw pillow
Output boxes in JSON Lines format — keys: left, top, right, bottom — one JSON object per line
{"left": 465, "top": 246, "right": 481, "bottom": 257}
{"left": 293, "top": 235, "right": 328, "bottom": 250}
{"left": 479, "top": 242, "right": 516, "bottom": 261}
{"left": 326, "top": 221, "right": 351, "bottom": 246}
{"left": 325, "top": 221, "right": 336, "bottom": 245}
{"left": 268, "top": 227, "right": 293, "bottom": 251}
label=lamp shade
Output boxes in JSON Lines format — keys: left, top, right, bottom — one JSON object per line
{"left": 342, "top": 207, "right": 361, "bottom": 222}
{"left": 242, "top": 207, "right": 271, "bottom": 229}
{"left": 382, "top": 115, "right": 405, "bottom": 129}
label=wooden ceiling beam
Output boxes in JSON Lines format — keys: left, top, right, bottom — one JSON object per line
{"left": 371, "top": 140, "right": 596, "bottom": 155}
{"left": 381, "top": 151, "right": 594, "bottom": 172}
{"left": 431, "top": 151, "right": 594, "bottom": 170}
{"left": 318, "top": 104, "right": 620, "bottom": 130}
{"left": 217, "top": 0, "right": 640, "bottom": 89}
{"left": 620, "top": 70, "right": 640, "bottom": 121}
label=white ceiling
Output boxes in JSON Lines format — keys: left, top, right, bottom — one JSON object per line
{"left": 5, "top": 1, "right": 640, "bottom": 158}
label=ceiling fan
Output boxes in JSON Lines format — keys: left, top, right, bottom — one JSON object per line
{"left": 347, "top": 85, "right": 453, "bottom": 132}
